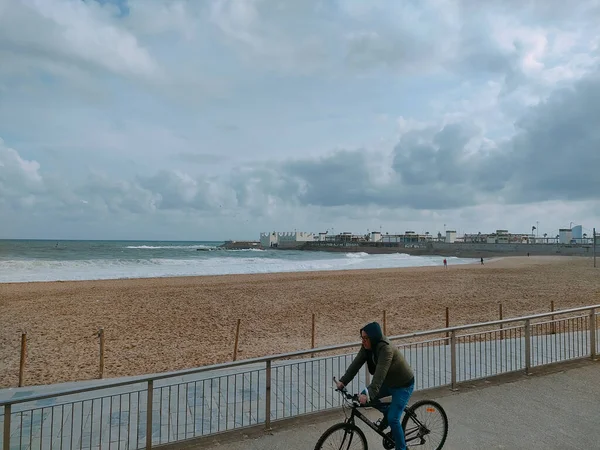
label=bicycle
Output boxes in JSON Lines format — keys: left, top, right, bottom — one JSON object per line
{"left": 314, "top": 377, "right": 448, "bottom": 450}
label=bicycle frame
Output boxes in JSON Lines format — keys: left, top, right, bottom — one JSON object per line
{"left": 340, "top": 397, "right": 428, "bottom": 447}
{"left": 343, "top": 405, "right": 394, "bottom": 446}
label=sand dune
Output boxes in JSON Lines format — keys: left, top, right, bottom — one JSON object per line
{"left": 1, "top": 255, "right": 599, "bottom": 388}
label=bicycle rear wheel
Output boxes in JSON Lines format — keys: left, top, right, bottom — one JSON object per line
{"left": 401, "top": 400, "right": 448, "bottom": 449}
{"left": 314, "top": 422, "right": 368, "bottom": 450}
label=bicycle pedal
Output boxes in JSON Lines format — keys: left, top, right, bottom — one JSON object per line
{"left": 382, "top": 431, "right": 394, "bottom": 450}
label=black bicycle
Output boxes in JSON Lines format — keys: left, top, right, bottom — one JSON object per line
{"left": 314, "top": 378, "right": 448, "bottom": 450}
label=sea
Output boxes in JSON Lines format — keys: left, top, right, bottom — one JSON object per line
{"left": 0, "top": 240, "right": 477, "bottom": 283}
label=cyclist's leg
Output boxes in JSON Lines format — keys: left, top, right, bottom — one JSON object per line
{"left": 388, "top": 381, "right": 414, "bottom": 450}
{"left": 371, "top": 384, "right": 391, "bottom": 429}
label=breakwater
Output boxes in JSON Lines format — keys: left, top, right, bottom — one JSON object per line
{"left": 300, "top": 241, "right": 596, "bottom": 258}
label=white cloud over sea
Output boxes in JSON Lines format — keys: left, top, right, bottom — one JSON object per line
{"left": 1, "top": 0, "right": 599, "bottom": 240}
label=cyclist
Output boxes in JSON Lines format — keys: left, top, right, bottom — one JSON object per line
{"left": 336, "top": 322, "right": 414, "bottom": 450}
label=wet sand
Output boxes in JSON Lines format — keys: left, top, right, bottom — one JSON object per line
{"left": 1, "top": 256, "right": 598, "bottom": 388}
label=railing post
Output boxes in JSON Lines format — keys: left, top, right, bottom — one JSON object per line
{"left": 450, "top": 330, "right": 457, "bottom": 390}
{"left": 524, "top": 319, "right": 531, "bottom": 374}
{"left": 146, "top": 380, "right": 154, "bottom": 449}
{"left": 265, "top": 360, "right": 272, "bottom": 430}
{"left": 3, "top": 404, "right": 11, "bottom": 450}
{"left": 445, "top": 307, "right": 450, "bottom": 346}
{"left": 590, "top": 309, "right": 596, "bottom": 360}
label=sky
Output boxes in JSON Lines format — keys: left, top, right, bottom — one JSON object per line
{"left": 1, "top": 0, "right": 599, "bottom": 241}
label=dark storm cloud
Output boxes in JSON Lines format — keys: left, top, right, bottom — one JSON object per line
{"left": 275, "top": 69, "right": 600, "bottom": 209}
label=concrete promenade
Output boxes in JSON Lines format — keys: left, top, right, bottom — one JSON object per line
{"left": 195, "top": 360, "right": 600, "bottom": 450}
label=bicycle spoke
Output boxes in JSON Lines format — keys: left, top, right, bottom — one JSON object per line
{"left": 319, "top": 428, "right": 365, "bottom": 450}
{"left": 404, "top": 402, "right": 447, "bottom": 450}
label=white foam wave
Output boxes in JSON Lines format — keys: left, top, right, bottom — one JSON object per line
{"left": 0, "top": 253, "right": 476, "bottom": 283}
{"left": 125, "top": 245, "right": 215, "bottom": 250}
{"left": 345, "top": 252, "right": 369, "bottom": 258}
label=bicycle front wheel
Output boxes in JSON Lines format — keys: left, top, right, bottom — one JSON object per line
{"left": 314, "top": 422, "right": 368, "bottom": 450}
{"left": 402, "top": 400, "right": 448, "bottom": 449}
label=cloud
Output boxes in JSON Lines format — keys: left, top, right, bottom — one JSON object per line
{"left": 0, "top": 139, "right": 44, "bottom": 208}
{"left": 3, "top": 62, "right": 600, "bottom": 219}
{"left": 0, "top": 0, "right": 159, "bottom": 79}
{"left": 176, "top": 152, "right": 229, "bottom": 164}
{"left": 1, "top": 0, "right": 599, "bottom": 240}
{"left": 271, "top": 68, "right": 600, "bottom": 210}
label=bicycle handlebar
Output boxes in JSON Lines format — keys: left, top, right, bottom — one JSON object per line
{"left": 332, "top": 377, "right": 362, "bottom": 405}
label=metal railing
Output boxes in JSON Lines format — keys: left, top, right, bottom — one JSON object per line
{"left": 1, "top": 305, "right": 598, "bottom": 449}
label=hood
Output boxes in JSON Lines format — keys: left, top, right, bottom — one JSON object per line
{"left": 361, "top": 321, "right": 384, "bottom": 346}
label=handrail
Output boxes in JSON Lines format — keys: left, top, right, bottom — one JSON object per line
{"left": 1, "top": 303, "right": 598, "bottom": 407}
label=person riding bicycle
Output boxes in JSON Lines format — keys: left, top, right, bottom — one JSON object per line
{"left": 336, "top": 322, "right": 414, "bottom": 450}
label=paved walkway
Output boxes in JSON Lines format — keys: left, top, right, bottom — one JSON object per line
{"left": 198, "top": 361, "right": 600, "bottom": 450}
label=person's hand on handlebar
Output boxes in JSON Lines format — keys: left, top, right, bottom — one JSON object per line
{"left": 335, "top": 380, "right": 345, "bottom": 391}
{"left": 358, "top": 394, "right": 368, "bottom": 405}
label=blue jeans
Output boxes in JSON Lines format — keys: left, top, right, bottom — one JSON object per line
{"left": 372, "top": 382, "right": 414, "bottom": 450}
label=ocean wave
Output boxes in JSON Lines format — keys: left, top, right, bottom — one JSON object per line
{"left": 125, "top": 245, "right": 215, "bottom": 250}
{"left": 345, "top": 252, "right": 369, "bottom": 258}
{"left": 0, "top": 253, "right": 477, "bottom": 283}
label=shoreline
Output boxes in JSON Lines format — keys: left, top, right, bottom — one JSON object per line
{"left": 1, "top": 256, "right": 598, "bottom": 388}
{"left": 0, "top": 253, "right": 581, "bottom": 286}
{"left": 0, "top": 254, "right": 478, "bottom": 286}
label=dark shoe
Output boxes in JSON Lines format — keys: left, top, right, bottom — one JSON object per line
{"left": 377, "top": 417, "right": 389, "bottom": 431}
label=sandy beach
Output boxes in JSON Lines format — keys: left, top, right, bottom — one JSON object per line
{"left": 1, "top": 256, "right": 599, "bottom": 388}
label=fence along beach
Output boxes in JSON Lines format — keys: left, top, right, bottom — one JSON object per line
{"left": 1, "top": 255, "right": 599, "bottom": 388}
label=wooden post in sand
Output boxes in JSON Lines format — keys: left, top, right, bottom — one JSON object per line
{"left": 233, "top": 319, "right": 241, "bottom": 361}
{"left": 19, "top": 332, "right": 27, "bottom": 387}
{"left": 445, "top": 307, "right": 450, "bottom": 346}
{"left": 499, "top": 304, "right": 504, "bottom": 340}
{"left": 551, "top": 301, "right": 556, "bottom": 335}
{"left": 311, "top": 314, "right": 316, "bottom": 351}
{"left": 383, "top": 310, "right": 387, "bottom": 335}
{"left": 98, "top": 328, "right": 105, "bottom": 379}
{"left": 594, "top": 227, "right": 596, "bottom": 268}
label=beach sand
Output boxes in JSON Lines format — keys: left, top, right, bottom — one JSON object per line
{"left": 1, "top": 256, "right": 599, "bottom": 388}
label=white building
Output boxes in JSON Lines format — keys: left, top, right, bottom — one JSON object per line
{"left": 276, "top": 231, "right": 316, "bottom": 248}
{"left": 370, "top": 231, "right": 382, "bottom": 242}
{"left": 559, "top": 228, "right": 573, "bottom": 244}
{"left": 260, "top": 232, "right": 278, "bottom": 248}
{"left": 445, "top": 230, "right": 457, "bottom": 243}
{"left": 496, "top": 229, "right": 509, "bottom": 244}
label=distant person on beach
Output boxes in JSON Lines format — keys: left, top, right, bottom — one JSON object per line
{"left": 480, "top": 257, "right": 484, "bottom": 265}
{"left": 336, "top": 322, "right": 414, "bottom": 450}
{"left": 443, "top": 258, "right": 447, "bottom": 268}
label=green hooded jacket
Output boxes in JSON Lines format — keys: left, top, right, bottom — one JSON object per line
{"left": 340, "top": 322, "right": 414, "bottom": 399}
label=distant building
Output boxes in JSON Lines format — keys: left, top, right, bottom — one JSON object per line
{"left": 381, "top": 231, "right": 431, "bottom": 245}
{"left": 572, "top": 225, "right": 583, "bottom": 240}
{"left": 260, "top": 231, "right": 316, "bottom": 248}
{"left": 445, "top": 230, "right": 457, "bottom": 243}
{"left": 559, "top": 228, "right": 573, "bottom": 244}
{"left": 370, "top": 231, "right": 382, "bottom": 242}
{"left": 260, "top": 232, "right": 278, "bottom": 248}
